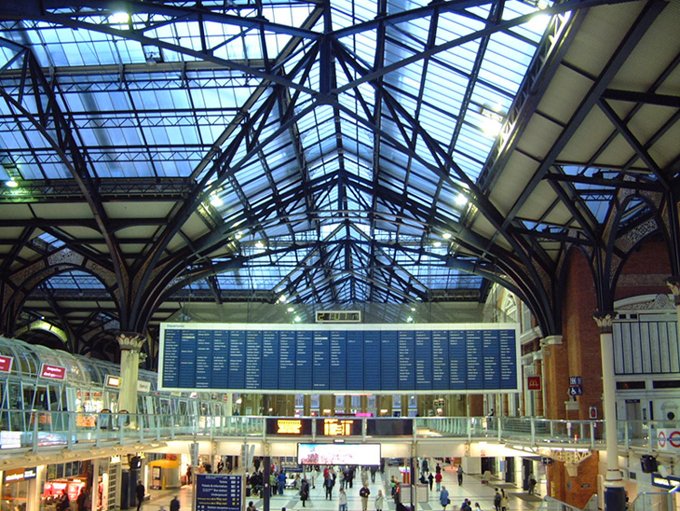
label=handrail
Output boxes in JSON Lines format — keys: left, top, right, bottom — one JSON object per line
{"left": 0, "top": 410, "right": 670, "bottom": 454}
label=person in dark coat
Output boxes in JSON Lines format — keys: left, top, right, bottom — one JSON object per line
{"left": 136, "top": 481, "right": 145, "bottom": 511}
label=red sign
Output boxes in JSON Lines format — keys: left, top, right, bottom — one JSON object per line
{"left": 40, "top": 363, "right": 66, "bottom": 380}
{"left": 527, "top": 376, "right": 541, "bottom": 391}
{"left": 0, "top": 355, "right": 12, "bottom": 373}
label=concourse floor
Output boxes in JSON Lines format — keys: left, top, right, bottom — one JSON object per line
{"left": 143, "top": 464, "right": 542, "bottom": 511}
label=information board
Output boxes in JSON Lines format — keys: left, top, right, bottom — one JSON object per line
{"left": 195, "top": 474, "right": 242, "bottom": 511}
{"left": 159, "top": 323, "right": 520, "bottom": 393}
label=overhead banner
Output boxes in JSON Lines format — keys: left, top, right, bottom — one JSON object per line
{"left": 159, "top": 322, "right": 520, "bottom": 393}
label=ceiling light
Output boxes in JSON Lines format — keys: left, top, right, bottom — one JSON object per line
{"left": 406, "top": 316, "right": 414, "bottom": 323}
{"left": 443, "top": 233, "right": 452, "bottom": 240}
{"left": 209, "top": 194, "right": 223, "bottom": 207}
{"left": 5, "top": 179, "right": 18, "bottom": 188}
{"left": 410, "top": 307, "right": 416, "bottom": 312}
{"left": 255, "top": 240, "right": 265, "bottom": 249}
{"left": 110, "top": 11, "right": 130, "bottom": 24}
{"left": 287, "top": 307, "right": 294, "bottom": 313}
{"left": 433, "top": 241, "right": 442, "bottom": 248}
{"left": 527, "top": 12, "right": 550, "bottom": 32}
{"left": 234, "top": 232, "right": 243, "bottom": 240}
{"left": 294, "top": 315, "right": 302, "bottom": 323}
{"left": 454, "top": 193, "right": 468, "bottom": 207}
{"left": 278, "top": 294, "right": 287, "bottom": 303}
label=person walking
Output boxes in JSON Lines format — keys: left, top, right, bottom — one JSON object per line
{"left": 493, "top": 489, "right": 501, "bottom": 511}
{"left": 76, "top": 488, "right": 88, "bottom": 511}
{"left": 135, "top": 481, "right": 145, "bottom": 511}
{"left": 170, "top": 496, "right": 180, "bottom": 511}
{"left": 439, "top": 486, "right": 450, "bottom": 511}
{"left": 338, "top": 488, "right": 348, "bottom": 511}
{"left": 500, "top": 490, "right": 509, "bottom": 511}
{"left": 324, "top": 473, "right": 335, "bottom": 500}
{"left": 375, "top": 489, "right": 384, "bottom": 511}
{"left": 457, "top": 465, "right": 464, "bottom": 486}
{"left": 299, "top": 479, "right": 310, "bottom": 507}
{"left": 527, "top": 473, "right": 537, "bottom": 495}
{"left": 359, "top": 483, "right": 371, "bottom": 511}
{"left": 435, "top": 471, "right": 442, "bottom": 491}
{"left": 428, "top": 472, "right": 434, "bottom": 491}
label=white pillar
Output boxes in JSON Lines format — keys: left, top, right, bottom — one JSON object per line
{"left": 593, "top": 312, "right": 625, "bottom": 510}
{"left": 117, "top": 333, "right": 146, "bottom": 416}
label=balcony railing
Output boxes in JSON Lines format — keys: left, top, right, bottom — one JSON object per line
{"left": 0, "top": 410, "right": 670, "bottom": 454}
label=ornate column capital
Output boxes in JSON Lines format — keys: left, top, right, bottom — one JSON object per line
{"left": 117, "top": 332, "right": 146, "bottom": 352}
{"left": 593, "top": 311, "right": 616, "bottom": 333}
{"left": 666, "top": 276, "right": 680, "bottom": 306}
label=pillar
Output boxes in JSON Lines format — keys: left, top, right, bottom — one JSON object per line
{"left": 117, "top": 333, "right": 146, "bottom": 415}
{"left": 593, "top": 313, "right": 625, "bottom": 511}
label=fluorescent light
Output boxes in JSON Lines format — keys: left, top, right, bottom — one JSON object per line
{"left": 5, "top": 180, "right": 18, "bottom": 188}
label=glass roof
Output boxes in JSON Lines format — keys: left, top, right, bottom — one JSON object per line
{"left": 0, "top": 0, "right": 557, "bottom": 306}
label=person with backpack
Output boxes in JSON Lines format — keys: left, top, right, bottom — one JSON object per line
{"left": 493, "top": 489, "right": 502, "bottom": 511}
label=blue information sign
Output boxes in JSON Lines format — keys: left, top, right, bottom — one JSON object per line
{"left": 195, "top": 474, "right": 242, "bottom": 511}
{"left": 159, "top": 324, "right": 520, "bottom": 393}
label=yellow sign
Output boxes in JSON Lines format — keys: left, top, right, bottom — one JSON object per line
{"left": 277, "top": 419, "right": 303, "bottom": 434}
{"left": 323, "top": 419, "right": 354, "bottom": 436}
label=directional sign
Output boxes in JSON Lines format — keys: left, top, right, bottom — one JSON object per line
{"left": 568, "top": 385, "right": 583, "bottom": 396}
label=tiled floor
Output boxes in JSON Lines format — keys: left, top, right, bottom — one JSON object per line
{"left": 145, "top": 465, "right": 543, "bottom": 511}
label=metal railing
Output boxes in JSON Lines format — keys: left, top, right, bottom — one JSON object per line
{"left": 0, "top": 410, "right": 673, "bottom": 454}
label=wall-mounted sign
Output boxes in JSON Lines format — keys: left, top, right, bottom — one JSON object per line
{"left": 105, "top": 375, "right": 121, "bottom": 388}
{"left": 266, "top": 418, "right": 312, "bottom": 436}
{"left": 3, "top": 467, "right": 37, "bottom": 483}
{"left": 137, "top": 380, "right": 151, "bottom": 393}
{"left": 0, "top": 355, "right": 13, "bottom": 373}
{"left": 319, "top": 418, "right": 361, "bottom": 436}
{"left": 657, "top": 429, "right": 680, "bottom": 453}
{"left": 40, "top": 363, "right": 66, "bottom": 380}
{"left": 651, "top": 473, "right": 680, "bottom": 490}
{"left": 527, "top": 376, "right": 541, "bottom": 391}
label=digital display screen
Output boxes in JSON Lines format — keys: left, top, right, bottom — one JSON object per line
{"left": 366, "top": 419, "right": 413, "bottom": 436}
{"left": 317, "top": 418, "right": 362, "bottom": 436}
{"left": 159, "top": 323, "right": 520, "bottom": 393}
{"left": 266, "top": 418, "right": 313, "bottom": 436}
{"left": 297, "top": 443, "right": 380, "bottom": 466}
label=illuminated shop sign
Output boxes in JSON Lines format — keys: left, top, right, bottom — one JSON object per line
{"left": 40, "top": 363, "right": 66, "bottom": 380}
{"left": 0, "top": 355, "right": 13, "bottom": 373}
{"left": 266, "top": 418, "right": 312, "bottom": 435}
{"left": 3, "top": 467, "right": 37, "bottom": 483}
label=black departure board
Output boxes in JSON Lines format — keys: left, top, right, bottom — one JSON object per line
{"left": 159, "top": 323, "right": 519, "bottom": 393}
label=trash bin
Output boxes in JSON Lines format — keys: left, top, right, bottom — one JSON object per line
{"left": 415, "top": 483, "right": 428, "bottom": 502}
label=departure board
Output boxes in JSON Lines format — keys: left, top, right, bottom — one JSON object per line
{"left": 159, "top": 323, "right": 520, "bottom": 393}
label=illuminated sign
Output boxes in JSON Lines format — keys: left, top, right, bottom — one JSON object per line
{"left": 40, "top": 363, "right": 66, "bottom": 380}
{"left": 651, "top": 473, "right": 680, "bottom": 490}
{"left": 3, "top": 468, "right": 37, "bottom": 483}
{"left": 324, "top": 419, "right": 353, "bottom": 436}
{"left": 0, "top": 355, "right": 13, "bottom": 373}
{"left": 266, "top": 418, "right": 312, "bottom": 435}
{"left": 527, "top": 376, "right": 541, "bottom": 391}
{"left": 278, "top": 420, "right": 303, "bottom": 434}
{"left": 105, "top": 375, "right": 121, "bottom": 388}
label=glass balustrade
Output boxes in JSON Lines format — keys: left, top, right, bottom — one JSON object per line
{"left": 0, "top": 411, "right": 656, "bottom": 453}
